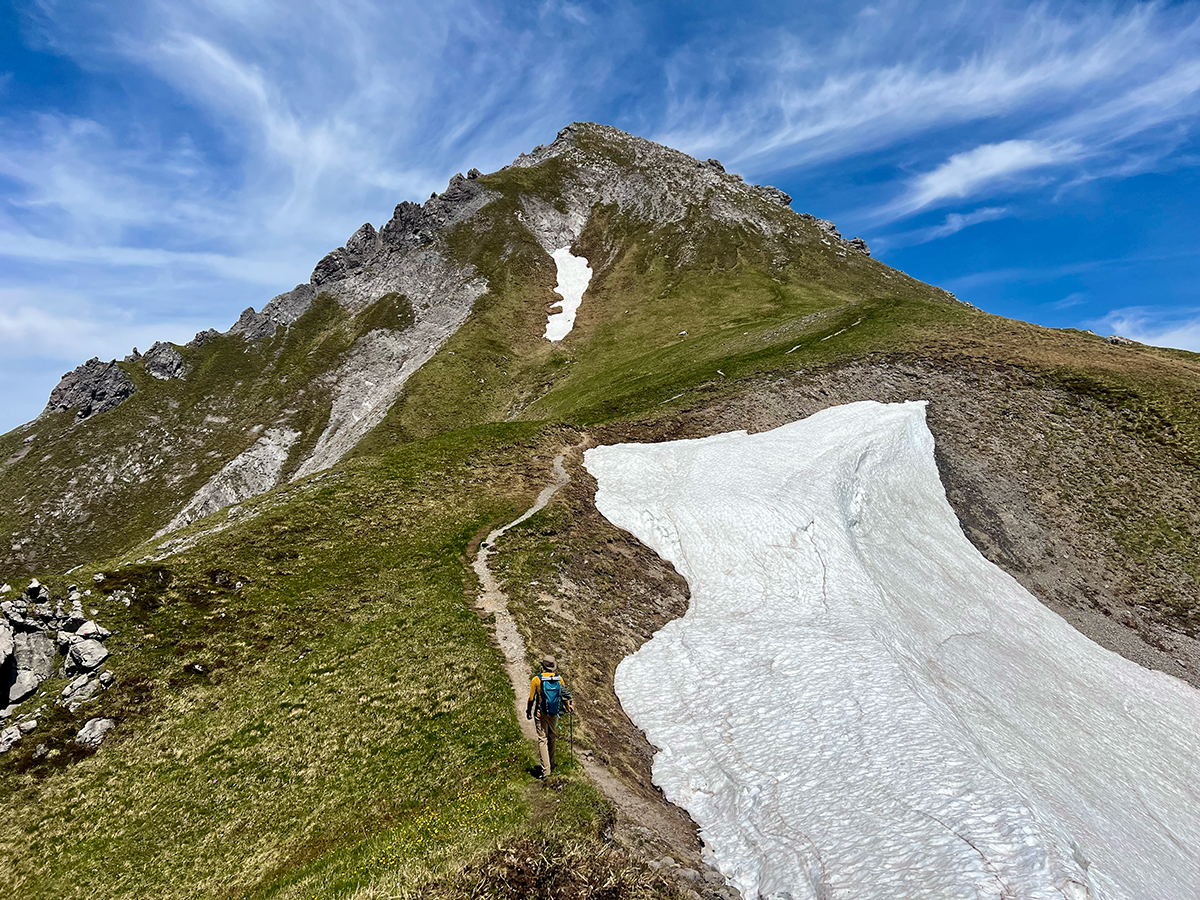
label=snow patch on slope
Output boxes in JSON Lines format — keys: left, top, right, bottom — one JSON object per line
{"left": 584, "top": 401, "right": 1200, "bottom": 900}
{"left": 544, "top": 248, "right": 592, "bottom": 342}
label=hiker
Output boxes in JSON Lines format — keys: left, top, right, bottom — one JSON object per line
{"left": 527, "top": 655, "right": 570, "bottom": 778}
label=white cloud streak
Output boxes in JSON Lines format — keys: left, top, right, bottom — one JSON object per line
{"left": 900, "top": 141, "right": 1068, "bottom": 214}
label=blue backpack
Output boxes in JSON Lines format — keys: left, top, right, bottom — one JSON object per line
{"left": 539, "top": 673, "right": 563, "bottom": 715}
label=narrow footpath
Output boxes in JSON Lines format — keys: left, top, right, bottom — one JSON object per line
{"left": 470, "top": 451, "right": 702, "bottom": 855}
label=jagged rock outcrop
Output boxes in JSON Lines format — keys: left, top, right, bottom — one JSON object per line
{"left": 1, "top": 579, "right": 113, "bottom": 712}
{"left": 187, "top": 328, "right": 221, "bottom": 348}
{"left": 229, "top": 284, "right": 319, "bottom": 341}
{"left": 40, "top": 358, "right": 136, "bottom": 422}
{"left": 142, "top": 342, "right": 189, "bottom": 380}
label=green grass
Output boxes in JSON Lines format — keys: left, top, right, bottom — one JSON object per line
{"left": 0, "top": 422, "right": 626, "bottom": 899}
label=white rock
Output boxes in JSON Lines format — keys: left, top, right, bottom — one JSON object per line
{"left": 75, "top": 717, "right": 116, "bottom": 747}
{"left": 75, "top": 620, "right": 110, "bottom": 640}
{"left": 66, "top": 639, "right": 109, "bottom": 673}
{"left": 0, "top": 725, "right": 21, "bottom": 752}
{"left": 6, "top": 671, "right": 39, "bottom": 705}
{"left": 62, "top": 674, "right": 90, "bottom": 698}
{"left": 18, "top": 719, "right": 36, "bottom": 734}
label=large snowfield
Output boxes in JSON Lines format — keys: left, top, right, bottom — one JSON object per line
{"left": 543, "top": 247, "right": 592, "bottom": 341}
{"left": 584, "top": 401, "right": 1200, "bottom": 900}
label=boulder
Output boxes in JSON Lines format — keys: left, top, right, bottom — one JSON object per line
{"left": 0, "top": 618, "right": 12, "bottom": 660}
{"left": 99, "top": 671, "right": 115, "bottom": 688}
{"left": 0, "top": 583, "right": 11, "bottom": 594}
{"left": 848, "top": 236, "right": 871, "bottom": 256}
{"left": 64, "top": 603, "right": 86, "bottom": 632}
{"left": 18, "top": 718, "right": 36, "bottom": 734}
{"left": 57, "top": 630, "right": 81, "bottom": 652}
{"left": 5, "top": 629, "right": 55, "bottom": 704}
{"left": 0, "top": 725, "right": 21, "bottom": 753}
{"left": 62, "top": 674, "right": 90, "bottom": 698}
{"left": 1106, "top": 334, "right": 1137, "bottom": 345}
{"left": 7, "top": 671, "right": 39, "bottom": 705}
{"left": 75, "top": 717, "right": 117, "bottom": 747}
{"left": 75, "top": 620, "right": 111, "bottom": 640}
{"left": 24, "top": 579, "right": 50, "bottom": 603}
{"left": 67, "top": 639, "right": 109, "bottom": 674}
{"left": 14, "top": 630, "right": 55, "bottom": 681}
{"left": 143, "top": 342, "right": 190, "bottom": 380}
{"left": 66, "top": 679, "right": 102, "bottom": 711}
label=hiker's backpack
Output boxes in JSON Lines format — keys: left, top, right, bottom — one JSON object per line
{"left": 539, "top": 673, "right": 563, "bottom": 715}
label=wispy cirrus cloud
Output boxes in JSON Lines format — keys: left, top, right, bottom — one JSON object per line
{"left": 873, "top": 206, "right": 1011, "bottom": 251}
{"left": 888, "top": 141, "right": 1069, "bottom": 216}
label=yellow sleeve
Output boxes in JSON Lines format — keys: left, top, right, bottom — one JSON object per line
{"left": 529, "top": 675, "right": 540, "bottom": 703}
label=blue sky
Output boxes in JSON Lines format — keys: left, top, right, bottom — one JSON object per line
{"left": 1, "top": 0, "right": 1198, "bottom": 432}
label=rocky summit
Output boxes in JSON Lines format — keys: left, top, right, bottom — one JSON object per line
{"left": 1, "top": 123, "right": 1198, "bottom": 900}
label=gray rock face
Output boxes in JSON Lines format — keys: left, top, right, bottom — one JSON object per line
{"left": 187, "top": 328, "right": 221, "bottom": 348}
{"left": 1106, "top": 335, "right": 1137, "bottom": 345}
{"left": 813, "top": 217, "right": 842, "bottom": 240}
{"left": 40, "top": 357, "right": 136, "bottom": 422}
{"left": 848, "top": 236, "right": 871, "bottom": 256}
{"left": 66, "top": 639, "right": 109, "bottom": 674}
{"left": 160, "top": 426, "right": 302, "bottom": 534}
{"left": 0, "top": 618, "right": 12, "bottom": 660}
{"left": 229, "top": 283, "right": 319, "bottom": 341}
{"left": 143, "top": 342, "right": 190, "bottom": 380}
{"left": 755, "top": 185, "right": 792, "bottom": 207}
{"left": 75, "top": 717, "right": 116, "bottom": 747}
{"left": 14, "top": 630, "right": 54, "bottom": 681}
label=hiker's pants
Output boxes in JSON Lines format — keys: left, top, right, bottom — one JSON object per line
{"left": 535, "top": 712, "right": 558, "bottom": 775}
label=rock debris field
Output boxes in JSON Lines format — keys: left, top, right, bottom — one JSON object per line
{"left": 585, "top": 400, "right": 1200, "bottom": 900}
{"left": 1, "top": 576, "right": 119, "bottom": 755}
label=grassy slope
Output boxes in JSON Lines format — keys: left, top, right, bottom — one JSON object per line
{"left": 3, "top": 142, "right": 1200, "bottom": 898}
{"left": 1, "top": 423, "right": 648, "bottom": 899}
